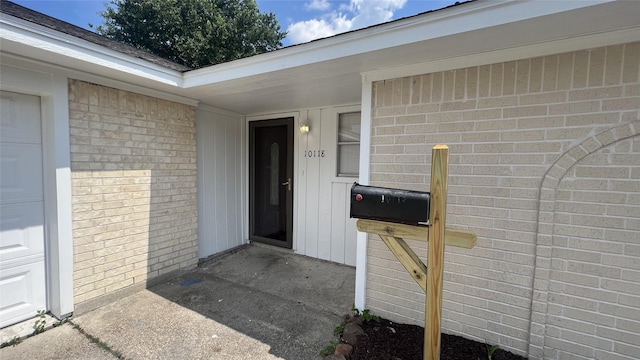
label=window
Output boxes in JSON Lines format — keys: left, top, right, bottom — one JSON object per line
{"left": 270, "top": 142, "right": 279, "bottom": 205}
{"left": 337, "top": 112, "right": 361, "bottom": 177}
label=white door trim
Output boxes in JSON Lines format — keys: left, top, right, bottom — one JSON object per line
{"left": 0, "top": 57, "right": 74, "bottom": 319}
{"left": 354, "top": 78, "right": 372, "bottom": 310}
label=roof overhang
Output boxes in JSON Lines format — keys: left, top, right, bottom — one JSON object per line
{"left": 2, "top": 0, "right": 639, "bottom": 115}
{"left": 0, "top": 12, "right": 185, "bottom": 88}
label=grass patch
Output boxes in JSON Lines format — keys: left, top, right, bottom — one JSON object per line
{"left": 0, "top": 336, "right": 22, "bottom": 349}
{"left": 69, "top": 321, "right": 131, "bottom": 360}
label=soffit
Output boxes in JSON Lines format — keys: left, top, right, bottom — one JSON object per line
{"left": 2, "top": 0, "right": 638, "bottom": 115}
{"left": 181, "top": 0, "right": 639, "bottom": 115}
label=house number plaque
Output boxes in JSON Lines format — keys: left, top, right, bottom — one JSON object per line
{"left": 303, "top": 150, "right": 326, "bottom": 158}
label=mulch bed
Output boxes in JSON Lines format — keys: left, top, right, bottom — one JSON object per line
{"left": 350, "top": 317, "right": 527, "bottom": 360}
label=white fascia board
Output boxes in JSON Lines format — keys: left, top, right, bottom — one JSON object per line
{"left": 1, "top": 53, "right": 199, "bottom": 107}
{"left": 182, "top": 0, "right": 615, "bottom": 88}
{"left": 362, "top": 26, "right": 640, "bottom": 83}
{"left": 0, "top": 15, "right": 184, "bottom": 87}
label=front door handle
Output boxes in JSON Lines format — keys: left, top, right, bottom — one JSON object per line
{"left": 281, "top": 178, "right": 291, "bottom": 191}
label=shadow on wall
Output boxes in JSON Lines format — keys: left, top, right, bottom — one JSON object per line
{"left": 68, "top": 79, "right": 356, "bottom": 359}
{"left": 69, "top": 79, "right": 198, "bottom": 306}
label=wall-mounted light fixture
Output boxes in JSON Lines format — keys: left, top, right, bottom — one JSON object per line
{"left": 299, "top": 121, "right": 310, "bottom": 134}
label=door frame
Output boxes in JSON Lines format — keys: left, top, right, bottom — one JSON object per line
{"left": 248, "top": 117, "right": 294, "bottom": 249}
{"left": 0, "top": 58, "right": 74, "bottom": 320}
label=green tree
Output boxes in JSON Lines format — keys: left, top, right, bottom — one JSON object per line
{"left": 96, "top": 0, "right": 286, "bottom": 68}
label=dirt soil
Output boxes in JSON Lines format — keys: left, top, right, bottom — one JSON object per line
{"left": 351, "top": 317, "right": 527, "bottom": 360}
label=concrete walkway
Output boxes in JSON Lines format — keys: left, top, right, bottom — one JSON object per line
{"left": 1, "top": 245, "right": 355, "bottom": 359}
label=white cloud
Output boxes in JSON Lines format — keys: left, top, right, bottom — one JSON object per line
{"left": 287, "top": 0, "right": 408, "bottom": 44}
{"left": 305, "top": 0, "right": 332, "bottom": 11}
{"left": 349, "top": 0, "right": 406, "bottom": 29}
{"left": 286, "top": 14, "right": 352, "bottom": 44}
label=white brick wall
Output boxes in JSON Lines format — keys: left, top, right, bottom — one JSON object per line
{"left": 69, "top": 80, "right": 198, "bottom": 305}
{"left": 368, "top": 42, "right": 640, "bottom": 358}
{"left": 531, "top": 123, "right": 640, "bottom": 360}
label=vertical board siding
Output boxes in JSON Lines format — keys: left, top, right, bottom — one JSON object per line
{"left": 197, "top": 116, "right": 214, "bottom": 258}
{"left": 197, "top": 108, "right": 244, "bottom": 258}
{"left": 291, "top": 106, "right": 360, "bottom": 266}
{"left": 368, "top": 41, "right": 640, "bottom": 358}
{"left": 296, "top": 122, "right": 308, "bottom": 256}
{"left": 228, "top": 118, "right": 242, "bottom": 251}
{"left": 317, "top": 109, "right": 335, "bottom": 261}
{"left": 304, "top": 109, "right": 322, "bottom": 259}
{"left": 213, "top": 116, "right": 228, "bottom": 253}
{"left": 330, "top": 183, "right": 347, "bottom": 264}
{"left": 344, "top": 197, "right": 358, "bottom": 267}
{"left": 249, "top": 105, "right": 360, "bottom": 265}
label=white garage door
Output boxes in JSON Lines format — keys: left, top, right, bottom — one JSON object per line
{"left": 0, "top": 91, "right": 46, "bottom": 328}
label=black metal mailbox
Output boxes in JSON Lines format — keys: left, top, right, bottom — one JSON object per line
{"left": 350, "top": 183, "right": 430, "bottom": 226}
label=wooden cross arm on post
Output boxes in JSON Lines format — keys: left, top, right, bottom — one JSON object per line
{"left": 351, "top": 145, "right": 476, "bottom": 360}
{"left": 356, "top": 219, "right": 476, "bottom": 293}
{"left": 356, "top": 219, "right": 476, "bottom": 248}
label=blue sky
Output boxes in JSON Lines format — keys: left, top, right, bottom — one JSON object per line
{"left": 12, "top": 0, "right": 455, "bottom": 46}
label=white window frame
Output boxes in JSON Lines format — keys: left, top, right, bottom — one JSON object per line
{"left": 336, "top": 111, "right": 361, "bottom": 177}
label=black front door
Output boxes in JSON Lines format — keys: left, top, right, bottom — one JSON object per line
{"left": 249, "top": 118, "right": 293, "bottom": 248}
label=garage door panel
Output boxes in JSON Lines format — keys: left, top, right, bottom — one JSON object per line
{"left": 0, "top": 261, "right": 46, "bottom": 328}
{"left": 0, "top": 91, "right": 41, "bottom": 144}
{"left": 0, "top": 202, "right": 45, "bottom": 263}
{"left": 0, "top": 142, "right": 43, "bottom": 204}
{"left": 0, "top": 90, "right": 46, "bottom": 328}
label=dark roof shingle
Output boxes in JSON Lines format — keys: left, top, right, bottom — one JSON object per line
{"left": 0, "top": 0, "right": 191, "bottom": 72}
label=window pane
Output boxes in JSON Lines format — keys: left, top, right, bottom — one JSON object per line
{"left": 270, "top": 143, "right": 279, "bottom": 205}
{"left": 337, "top": 111, "right": 361, "bottom": 177}
{"left": 338, "top": 144, "right": 360, "bottom": 176}
{"left": 338, "top": 112, "right": 361, "bottom": 142}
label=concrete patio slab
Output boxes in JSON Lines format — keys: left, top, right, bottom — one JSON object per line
{"left": 1, "top": 245, "right": 355, "bottom": 360}
{"left": 1, "top": 323, "right": 114, "bottom": 360}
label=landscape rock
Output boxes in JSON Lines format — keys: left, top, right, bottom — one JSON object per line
{"left": 334, "top": 343, "right": 353, "bottom": 358}
{"left": 324, "top": 355, "right": 346, "bottom": 360}
{"left": 344, "top": 315, "right": 363, "bottom": 326}
{"left": 342, "top": 322, "right": 366, "bottom": 345}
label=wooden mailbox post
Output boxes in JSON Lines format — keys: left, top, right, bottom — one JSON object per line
{"left": 356, "top": 144, "right": 476, "bottom": 360}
